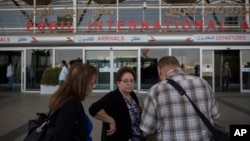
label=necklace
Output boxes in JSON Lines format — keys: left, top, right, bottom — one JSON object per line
{"left": 122, "top": 93, "right": 131, "bottom": 100}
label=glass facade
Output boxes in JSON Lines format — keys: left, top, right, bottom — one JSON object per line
{"left": 113, "top": 50, "right": 137, "bottom": 89}
{"left": 0, "top": 51, "right": 21, "bottom": 91}
{"left": 172, "top": 48, "right": 200, "bottom": 75}
{"left": 202, "top": 50, "right": 213, "bottom": 88}
{"left": 0, "top": 47, "right": 249, "bottom": 93}
{"left": 0, "top": 0, "right": 249, "bottom": 93}
{"left": 55, "top": 49, "right": 82, "bottom": 66}
{"left": 140, "top": 48, "right": 169, "bottom": 89}
{"left": 86, "top": 50, "right": 111, "bottom": 90}
{"left": 26, "top": 49, "right": 52, "bottom": 90}
{"left": 0, "top": 0, "right": 248, "bottom": 33}
{"left": 242, "top": 50, "right": 250, "bottom": 90}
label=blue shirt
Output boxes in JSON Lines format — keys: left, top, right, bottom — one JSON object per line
{"left": 86, "top": 115, "right": 93, "bottom": 141}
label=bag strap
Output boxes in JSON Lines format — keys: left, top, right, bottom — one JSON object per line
{"left": 166, "top": 79, "right": 218, "bottom": 136}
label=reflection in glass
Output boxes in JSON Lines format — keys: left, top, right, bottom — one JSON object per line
{"left": 86, "top": 50, "right": 110, "bottom": 90}
{"left": 141, "top": 48, "right": 169, "bottom": 89}
{"left": 0, "top": 52, "right": 21, "bottom": 91}
{"left": 26, "top": 49, "right": 52, "bottom": 90}
{"left": 55, "top": 49, "right": 82, "bottom": 67}
{"left": 172, "top": 48, "right": 199, "bottom": 76}
{"left": 113, "top": 50, "right": 137, "bottom": 90}
{"left": 202, "top": 50, "right": 213, "bottom": 88}
{"left": 242, "top": 51, "right": 250, "bottom": 89}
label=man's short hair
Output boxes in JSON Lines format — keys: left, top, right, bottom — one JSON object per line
{"left": 157, "top": 56, "right": 180, "bottom": 68}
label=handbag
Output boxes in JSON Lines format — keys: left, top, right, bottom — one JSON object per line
{"left": 166, "top": 79, "right": 229, "bottom": 141}
{"left": 23, "top": 111, "right": 56, "bottom": 141}
{"left": 23, "top": 98, "right": 83, "bottom": 141}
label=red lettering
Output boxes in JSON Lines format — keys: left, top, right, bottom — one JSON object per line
{"left": 24, "top": 19, "right": 250, "bottom": 32}
{"left": 175, "top": 20, "right": 178, "bottom": 30}
{"left": 182, "top": 19, "right": 192, "bottom": 30}
{"left": 207, "top": 20, "right": 216, "bottom": 30}
{"left": 37, "top": 22, "right": 46, "bottom": 31}
{"left": 106, "top": 20, "right": 113, "bottom": 30}
{"left": 141, "top": 21, "right": 149, "bottom": 30}
{"left": 164, "top": 20, "right": 171, "bottom": 30}
{"left": 60, "top": 21, "right": 64, "bottom": 30}
{"left": 97, "top": 36, "right": 124, "bottom": 41}
{"left": 216, "top": 35, "right": 246, "bottom": 41}
{"left": 49, "top": 21, "right": 57, "bottom": 31}
{"left": 219, "top": 20, "right": 226, "bottom": 30}
{"left": 94, "top": 21, "right": 103, "bottom": 30}
{"left": 26, "top": 21, "right": 33, "bottom": 31}
{"left": 240, "top": 20, "right": 250, "bottom": 29}
{"left": 117, "top": 20, "right": 124, "bottom": 30}
{"left": 0, "top": 37, "right": 10, "bottom": 42}
{"left": 87, "top": 21, "right": 91, "bottom": 30}
{"left": 153, "top": 20, "right": 161, "bottom": 30}
{"left": 67, "top": 21, "right": 74, "bottom": 31}
{"left": 128, "top": 20, "right": 137, "bottom": 30}
{"left": 195, "top": 20, "right": 203, "bottom": 30}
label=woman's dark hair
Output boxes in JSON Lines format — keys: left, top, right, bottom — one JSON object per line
{"left": 61, "top": 60, "right": 67, "bottom": 68}
{"left": 62, "top": 60, "right": 66, "bottom": 65}
{"left": 114, "top": 66, "right": 136, "bottom": 85}
{"left": 49, "top": 62, "right": 97, "bottom": 110}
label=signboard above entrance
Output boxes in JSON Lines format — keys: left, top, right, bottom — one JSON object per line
{"left": 193, "top": 34, "right": 250, "bottom": 42}
{"left": 2, "top": 34, "right": 250, "bottom": 44}
{"left": 74, "top": 35, "right": 148, "bottom": 43}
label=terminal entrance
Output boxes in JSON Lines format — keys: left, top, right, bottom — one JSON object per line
{"left": 214, "top": 50, "right": 240, "bottom": 92}
{"left": 0, "top": 51, "right": 21, "bottom": 91}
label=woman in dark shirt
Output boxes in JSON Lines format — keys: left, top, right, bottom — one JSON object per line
{"left": 89, "top": 67, "right": 145, "bottom": 141}
{"left": 49, "top": 62, "right": 97, "bottom": 141}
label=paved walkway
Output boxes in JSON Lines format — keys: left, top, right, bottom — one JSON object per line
{"left": 0, "top": 91, "right": 249, "bottom": 141}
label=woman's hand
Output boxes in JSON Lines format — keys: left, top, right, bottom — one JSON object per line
{"left": 94, "top": 109, "right": 117, "bottom": 136}
{"left": 106, "top": 121, "right": 116, "bottom": 136}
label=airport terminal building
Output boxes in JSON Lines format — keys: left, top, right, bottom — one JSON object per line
{"left": 0, "top": 0, "right": 250, "bottom": 93}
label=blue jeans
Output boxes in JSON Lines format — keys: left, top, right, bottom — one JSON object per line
{"left": 7, "top": 76, "right": 14, "bottom": 90}
{"left": 222, "top": 76, "right": 230, "bottom": 91}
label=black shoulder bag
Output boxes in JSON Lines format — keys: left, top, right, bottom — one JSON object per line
{"left": 23, "top": 111, "right": 56, "bottom": 141}
{"left": 166, "top": 79, "right": 229, "bottom": 141}
{"left": 23, "top": 98, "right": 82, "bottom": 141}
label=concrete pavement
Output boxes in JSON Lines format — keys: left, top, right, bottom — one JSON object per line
{"left": 0, "top": 91, "right": 249, "bottom": 141}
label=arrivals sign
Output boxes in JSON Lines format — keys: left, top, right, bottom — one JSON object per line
{"left": 0, "top": 36, "right": 31, "bottom": 43}
{"left": 74, "top": 35, "right": 148, "bottom": 43}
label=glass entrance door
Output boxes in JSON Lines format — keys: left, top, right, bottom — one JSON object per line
{"left": 202, "top": 50, "right": 213, "bottom": 90}
{"left": 113, "top": 50, "right": 138, "bottom": 90}
{"left": 0, "top": 51, "right": 21, "bottom": 91}
{"left": 25, "top": 49, "right": 52, "bottom": 91}
{"left": 214, "top": 50, "right": 240, "bottom": 92}
{"left": 86, "top": 50, "right": 111, "bottom": 90}
{"left": 86, "top": 49, "right": 138, "bottom": 91}
{"left": 172, "top": 48, "right": 200, "bottom": 75}
{"left": 241, "top": 50, "right": 250, "bottom": 92}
